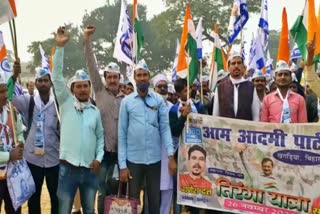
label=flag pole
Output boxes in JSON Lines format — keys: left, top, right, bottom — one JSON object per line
{"left": 200, "top": 59, "right": 203, "bottom": 104}
{"left": 187, "top": 49, "right": 190, "bottom": 132}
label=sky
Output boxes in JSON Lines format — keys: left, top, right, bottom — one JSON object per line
{"left": 0, "top": 0, "right": 319, "bottom": 63}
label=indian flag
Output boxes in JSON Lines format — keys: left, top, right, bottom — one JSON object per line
{"left": 290, "top": 0, "right": 320, "bottom": 61}
{"left": 132, "top": 0, "right": 144, "bottom": 63}
{"left": 176, "top": 3, "right": 199, "bottom": 84}
{"left": 0, "top": 0, "right": 17, "bottom": 25}
{"left": 0, "top": 31, "right": 11, "bottom": 80}
{"left": 210, "top": 24, "right": 226, "bottom": 91}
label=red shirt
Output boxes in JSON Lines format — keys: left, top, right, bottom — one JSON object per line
{"left": 179, "top": 174, "right": 212, "bottom": 190}
{"left": 260, "top": 90, "right": 307, "bottom": 123}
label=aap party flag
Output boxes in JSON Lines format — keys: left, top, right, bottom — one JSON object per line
{"left": 258, "top": 0, "right": 269, "bottom": 52}
{"left": 196, "top": 17, "right": 203, "bottom": 60}
{"left": 0, "top": 31, "right": 12, "bottom": 81}
{"left": 0, "top": 0, "right": 17, "bottom": 25}
{"left": 290, "top": 43, "right": 302, "bottom": 60}
{"left": 228, "top": 0, "right": 249, "bottom": 44}
{"left": 39, "top": 44, "right": 50, "bottom": 70}
{"left": 171, "top": 39, "right": 180, "bottom": 82}
{"left": 249, "top": 32, "right": 265, "bottom": 71}
{"left": 113, "top": 0, "right": 134, "bottom": 65}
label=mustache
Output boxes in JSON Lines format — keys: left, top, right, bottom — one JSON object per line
{"left": 192, "top": 164, "right": 201, "bottom": 169}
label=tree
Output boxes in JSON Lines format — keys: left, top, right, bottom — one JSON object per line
{"left": 27, "top": 24, "right": 85, "bottom": 78}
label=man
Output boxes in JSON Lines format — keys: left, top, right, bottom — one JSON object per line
{"left": 125, "top": 81, "right": 134, "bottom": 95}
{"left": 26, "top": 81, "right": 35, "bottom": 96}
{"left": 53, "top": 27, "right": 104, "bottom": 214}
{"left": 179, "top": 145, "right": 211, "bottom": 190}
{"left": 118, "top": 59, "right": 176, "bottom": 214}
{"left": 83, "top": 25, "right": 125, "bottom": 214}
{"left": 213, "top": 52, "right": 260, "bottom": 121}
{"left": 12, "top": 67, "right": 60, "bottom": 214}
{"left": 0, "top": 69, "right": 25, "bottom": 214}
{"left": 167, "top": 84, "right": 178, "bottom": 105}
{"left": 152, "top": 73, "right": 173, "bottom": 214}
{"left": 251, "top": 69, "right": 267, "bottom": 112}
{"left": 260, "top": 60, "right": 307, "bottom": 123}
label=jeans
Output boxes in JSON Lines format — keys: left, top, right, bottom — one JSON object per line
{"left": 57, "top": 162, "right": 99, "bottom": 214}
{"left": 27, "top": 162, "right": 59, "bottom": 214}
{"left": 97, "top": 152, "right": 118, "bottom": 214}
{"left": 127, "top": 161, "right": 161, "bottom": 214}
{"left": 0, "top": 180, "right": 21, "bottom": 214}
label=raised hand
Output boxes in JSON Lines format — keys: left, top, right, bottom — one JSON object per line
{"left": 306, "top": 33, "right": 316, "bottom": 66}
{"left": 55, "top": 26, "right": 69, "bottom": 47}
{"left": 83, "top": 25, "right": 96, "bottom": 41}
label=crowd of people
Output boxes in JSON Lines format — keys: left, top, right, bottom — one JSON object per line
{"left": 0, "top": 23, "right": 320, "bottom": 214}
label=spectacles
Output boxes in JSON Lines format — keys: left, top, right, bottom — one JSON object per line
{"left": 157, "top": 84, "right": 168, "bottom": 89}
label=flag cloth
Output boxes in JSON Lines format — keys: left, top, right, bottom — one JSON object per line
{"left": 258, "top": 0, "right": 269, "bottom": 52}
{"left": 277, "top": 7, "right": 290, "bottom": 63}
{"left": 310, "top": 0, "right": 320, "bottom": 62}
{"left": 227, "top": 0, "right": 249, "bottom": 44}
{"left": 171, "top": 39, "right": 180, "bottom": 82}
{"left": 265, "top": 51, "right": 273, "bottom": 74}
{"left": 210, "top": 24, "right": 225, "bottom": 92}
{"left": 132, "top": 0, "right": 144, "bottom": 63}
{"left": 113, "top": 0, "right": 134, "bottom": 65}
{"left": 248, "top": 32, "right": 255, "bottom": 66}
{"left": 0, "top": 0, "right": 17, "bottom": 25}
{"left": 196, "top": 17, "right": 203, "bottom": 60}
{"left": 49, "top": 47, "right": 55, "bottom": 72}
{"left": 0, "top": 31, "right": 12, "bottom": 82}
{"left": 39, "top": 44, "right": 50, "bottom": 69}
{"left": 290, "top": 43, "right": 302, "bottom": 60}
{"left": 249, "top": 32, "right": 265, "bottom": 71}
{"left": 176, "top": 3, "right": 199, "bottom": 84}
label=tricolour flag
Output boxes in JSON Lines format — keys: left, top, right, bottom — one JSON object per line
{"left": 113, "top": 0, "right": 134, "bottom": 65}
{"left": 196, "top": 17, "right": 203, "bottom": 60}
{"left": 0, "top": 0, "right": 17, "bottom": 25}
{"left": 176, "top": 3, "right": 199, "bottom": 84}
{"left": 39, "top": 44, "right": 50, "bottom": 70}
{"left": 210, "top": 24, "right": 226, "bottom": 91}
{"left": 227, "top": 0, "right": 249, "bottom": 44}
{"left": 290, "top": 0, "right": 320, "bottom": 62}
{"left": 258, "top": 0, "right": 269, "bottom": 52}
{"left": 132, "top": 0, "right": 144, "bottom": 63}
{"left": 171, "top": 39, "right": 180, "bottom": 82}
{"left": 0, "top": 31, "right": 11, "bottom": 81}
{"left": 277, "top": 7, "right": 290, "bottom": 63}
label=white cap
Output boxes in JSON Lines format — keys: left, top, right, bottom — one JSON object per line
{"left": 217, "top": 70, "right": 229, "bottom": 82}
{"left": 67, "top": 69, "right": 90, "bottom": 88}
{"left": 227, "top": 51, "right": 242, "bottom": 65}
{"left": 168, "top": 84, "right": 175, "bottom": 93}
{"left": 35, "top": 67, "right": 51, "bottom": 80}
{"left": 119, "top": 74, "right": 124, "bottom": 84}
{"left": 105, "top": 62, "right": 120, "bottom": 74}
{"left": 251, "top": 69, "right": 266, "bottom": 80}
{"left": 290, "top": 62, "right": 298, "bottom": 71}
{"left": 201, "top": 75, "right": 209, "bottom": 82}
{"left": 135, "top": 59, "right": 150, "bottom": 73}
{"left": 275, "top": 60, "right": 291, "bottom": 73}
{"left": 152, "top": 74, "right": 168, "bottom": 87}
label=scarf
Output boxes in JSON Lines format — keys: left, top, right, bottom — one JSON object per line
{"left": 0, "top": 105, "right": 12, "bottom": 178}
{"left": 73, "top": 95, "right": 90, "bottom": 112}
{"left": 229, "top": 77, "right": 248, "bottom": 115}
{"left": 277, "top": 88, "right": 291, "bottom": 124}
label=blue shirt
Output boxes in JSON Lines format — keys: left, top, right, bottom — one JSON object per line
{"left": 118, "top": 91, "right": 174, "bottom": 169}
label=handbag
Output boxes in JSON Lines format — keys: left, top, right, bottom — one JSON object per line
{"left": 6, "top": 159, "right": 36, "bottom": 211}
{"left": 104, "top": 182, "right": 140, "bottom": 214}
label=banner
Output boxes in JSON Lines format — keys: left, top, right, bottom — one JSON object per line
{"left": 178, "top": 113, "right": 320, "bottom": 214}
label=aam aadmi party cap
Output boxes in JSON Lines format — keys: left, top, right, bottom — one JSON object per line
{"left": 105, "top": 62, "right": 120, "bottom": 74}
{"left": 35, "top": 67, "right": 51, "bottom": 80}
{"left": 67, "top": 69, "right": 90, "bottom": 88}
{"left": 275, "top": 60, "right": 291, "bottom": 73}
{"left": 152, "top": 74, "right": 168, "bottom": 87}
{"left": 227, "top": 51, "right": 242, "bottom": 65}
{"left": 251, "top": 69, "right": 266, "bottom": 80}
{"left": 134, "top": 59, "right": 150, "bottom": 73}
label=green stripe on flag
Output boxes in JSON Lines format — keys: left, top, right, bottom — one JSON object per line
{"left": 134, "top": 18, "right": 144, "bottom": 61}
{"left": 290, "top": 15, "right": 307, "bottom": 60}
{"left": 186, "top": 33, "right": 199, "bottom": 85}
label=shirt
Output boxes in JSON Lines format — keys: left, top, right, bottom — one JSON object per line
{"left": 13, "top": 93, "right": 60, "bottom": 168}
{"left": 305, "top": 65, "right": 320, "bottom": 98}
{"left": 179, "top": 174, "right": 212, "bottom": 190}
{"left": 260, "top": 90, "right": 307, "bottom": 123}
{"left": 52, "top": 47, "right": 104, "bottom": 168}
{"left": 84, "top": 40, "right": 124, "bottom": 152}
{"left": 118, "top": 91, "right": 174, "bottom": 169}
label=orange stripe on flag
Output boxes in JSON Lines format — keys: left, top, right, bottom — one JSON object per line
{"left": 0, "top": 47, "right": 7, "bottom": 61}
{"left": 308, "top": 0, "right": 317, "bottom": 42}
{"left": 133, "top": 0, "right": 137, "bottom": 21}
{"left": 177, "top": 3, "right": 192, "bottom": 73}
{"left": 49, "top": 46, "right": 55, "bottom": 72}
{"left": 8, "top": 0, "right": 17, "bottom": 17}
{"left": 314, "top": 3, "right": 320, "bottom": 57}
{"left": 277, "top": 7, "right": 290, "bottom": 63}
